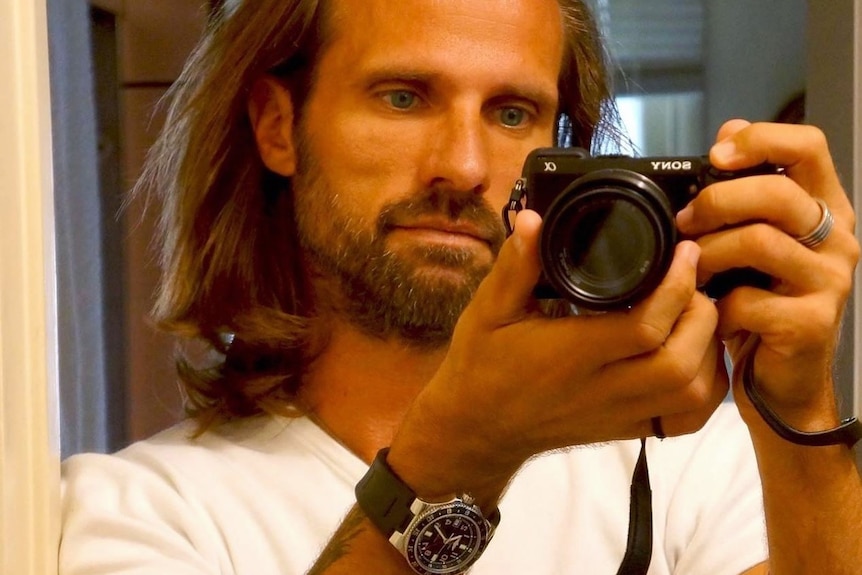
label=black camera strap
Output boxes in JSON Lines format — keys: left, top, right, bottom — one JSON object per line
{"left": 616, "top": 437, "right": 653, "bottom": 575}
{"left": 507, "top": 164, "right": 654, "bottom": 572}
{"left": 738, "top": 335, "right": 862, "bottom": 448}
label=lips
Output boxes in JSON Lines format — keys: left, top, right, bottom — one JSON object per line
{"left": 390, "top": 218, "right": 494, "bottom": 245}
{"left": 375, "top": 190, "right": 507, "bottom": 255}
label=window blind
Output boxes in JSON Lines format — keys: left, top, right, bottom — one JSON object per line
{"left": 591, "top": 0, "right": 705, "bottom": 94}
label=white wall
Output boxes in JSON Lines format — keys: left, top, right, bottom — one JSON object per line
{"left": 0, "top": 0, "right": 61, "bottom": 574}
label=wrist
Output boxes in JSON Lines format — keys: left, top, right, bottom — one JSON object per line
{"left": 355, "top": 448, "right": 501, "bottom": 575}
{"left": 385, "top": 438, "right": 514, "bottom": 513}
{"left": 385, "top": 387, "right": 522, "bottom": 511}
{"left": 738, "top": 382, "right": 862, "bottom": 455}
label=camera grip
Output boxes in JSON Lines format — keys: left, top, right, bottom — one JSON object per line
{"left": 700, "top": 267, "right": 771, "bottom": 300}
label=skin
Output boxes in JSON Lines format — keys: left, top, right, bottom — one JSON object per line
{"left": 249, "top": 0, "right": 861, "bottom": 573}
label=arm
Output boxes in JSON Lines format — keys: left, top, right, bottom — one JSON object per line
{"left": 679, "top": 120, "right": 862, "bottom": 575}
{"left": 747, "top": 417, "right": 862, "bottom": 574}
{"left": 307, "top": 506, "right": 410, "bottom": 575}
{"left": 308, "top": 212, "right": 730, "bottom": 573}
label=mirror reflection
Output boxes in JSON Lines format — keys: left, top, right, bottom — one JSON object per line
{"left": 52, "top": 1, "right": 861, "bottom": 574}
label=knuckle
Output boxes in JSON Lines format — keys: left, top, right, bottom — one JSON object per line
{"left": 658, "top": 352, "right": 703, "bottom": 395}
{"left": 693, "top": 185, "right": 721, "bottom": 212}
{"left": 800, "top": 124, "right": 829, "bottom": 152}
{"left": 742, "top": 223, "right": 776, "bottom": 254}
{"left": 631, "top": 320, "right": 668, "bottom": 351}
{"left": 674, "top": 413, "right": 712, "bottom": 437}
{"left": 827, "top": 261, "right": 854, "bottom": 302}
{"left": 843, "top": 232, "right": 861, "bottom": 267}
{"left": 845, "top": 208, "right": 857, "bottom": 234}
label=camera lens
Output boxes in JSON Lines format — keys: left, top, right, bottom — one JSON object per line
{"left": 540, "top": 170, "right": 676, "bottom": 310}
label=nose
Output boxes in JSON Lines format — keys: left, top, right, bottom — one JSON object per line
{"left": 420, "top": 106, "right": 490, "bottom": 195}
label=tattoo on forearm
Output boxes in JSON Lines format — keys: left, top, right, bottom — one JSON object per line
{"left": 307, "top": 506, "right": 368, "bottom": 574}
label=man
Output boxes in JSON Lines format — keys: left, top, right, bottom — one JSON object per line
{"left": 60, "top": 0, "right": 862, "bottom": 573}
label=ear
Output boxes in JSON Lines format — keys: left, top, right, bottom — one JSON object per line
{"left": 248, "top": 76, "right": 298, "bottom": 176}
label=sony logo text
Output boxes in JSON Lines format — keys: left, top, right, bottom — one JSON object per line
{"left": 650, "top": 160, "right": 692, "bottom": 171}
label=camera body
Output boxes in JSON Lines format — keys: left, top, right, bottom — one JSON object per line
{"left": 514, "top": 147, "right": 775, "bottom": 310}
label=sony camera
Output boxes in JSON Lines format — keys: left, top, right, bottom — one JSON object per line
{"left": 504, "top": 147, "right": 776, "bottom": 311}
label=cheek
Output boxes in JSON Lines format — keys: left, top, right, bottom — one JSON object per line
{"left": 314, "top": 120, "right": 425, "bottom": 207}
{"left": 293, "top": 125, "right": 414, "bottom": 235}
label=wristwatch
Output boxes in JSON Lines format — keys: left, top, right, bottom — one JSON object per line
{"left": 355, "top": 448, "right": 500, "bottom": 575}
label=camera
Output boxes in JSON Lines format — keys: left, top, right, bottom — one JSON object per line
{"left": 504, "top": 147, "right": 776, "bottom": 311}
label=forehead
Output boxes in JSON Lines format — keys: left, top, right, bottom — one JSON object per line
{"left": 320, "top": 0, "right": 565, "bottom": 92}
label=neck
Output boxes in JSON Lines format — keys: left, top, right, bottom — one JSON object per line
{"left": 297, "top": 319, "right": 448, "bottom": 463}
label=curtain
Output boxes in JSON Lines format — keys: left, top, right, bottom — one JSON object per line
{"left": 48, "top": 0, "right": 123, "bottom": 457}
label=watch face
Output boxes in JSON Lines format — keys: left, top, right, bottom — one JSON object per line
{"left": 405, "top": 502, "right": 492, "bottom": 574}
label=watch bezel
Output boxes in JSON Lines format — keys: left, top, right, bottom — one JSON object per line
{"left": 355, "top": 448, "right": 499, "bottom": 575}
{"left": 402, "top": 499, "right": 493, "bottom": 575}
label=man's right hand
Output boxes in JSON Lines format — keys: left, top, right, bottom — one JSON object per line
{"left": 387, "top": 208, "right": 727, "bottom": 509}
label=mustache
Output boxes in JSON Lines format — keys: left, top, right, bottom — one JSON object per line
{"left": 376, "top": 188, "right": 507, "bottom": 253}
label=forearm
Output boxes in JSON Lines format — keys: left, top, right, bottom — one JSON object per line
{"left": 306, "top": 506, "right": 415, "bottom": 575}
{"left": 749, "top": 419, "right": 862, "bottom": 575}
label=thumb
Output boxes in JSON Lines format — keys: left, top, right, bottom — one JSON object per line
{"left": 468, "top": 209, "right": 544, "bottom": 325}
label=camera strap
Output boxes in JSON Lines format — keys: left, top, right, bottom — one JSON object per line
{"left": 616, "top": 437, "right": 653, "bottom": 575}
{"left": 505, "top": 172, "right": 655, "bottom": 572}
{"left": 502, "top": 179, "right": 526, "bottom": 236}
{"left": 737, "top": 335, "right": 862, "bottom": 448}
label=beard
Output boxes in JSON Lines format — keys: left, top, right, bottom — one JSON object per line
{"left": 292, "top": 149, "right": 506, "bottom": 348}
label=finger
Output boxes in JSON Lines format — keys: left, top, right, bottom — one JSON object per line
{"left": 606, "top": 323, "right": 727, "bottom": 438}
{"left": 717, "top": 290, "right": 841, "bottom": 413}
{"left": 709, "top": 122, "right": 848, "bottom": 211}
{"left": 468, "top": 209, "right": 543, "bottom": 326}
{"left": 713, "top": 118, "right": 751, "bottom": 143}
{"left": 569, "top": 240, "right": 703, "bottom": 361}
{"left": 694, "top": 223, "right": 826, "bottom": 292}
{"left": 652, "top": 344, "right": 730, "bottom": 437}
{"left": 715, "top": 288, "right": 842, "bottom": 350}
{"left": 676, "top": 174, "right": 824, "bottom": 239}
{"left": 601, "top": 288, "right": 719, "bottom": 399}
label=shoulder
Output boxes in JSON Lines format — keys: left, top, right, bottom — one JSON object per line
{"left": 60, "top": 414, "right": 369, "bottom": 525}
{"left": 62, "top": 414, "right": 363, "bottom": 489}
{"left": 60, "top": 415, "right": 366, "bottom": 574}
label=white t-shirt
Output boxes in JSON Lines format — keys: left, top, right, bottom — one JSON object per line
{"left": 60, "top": 401, "right": 767, "bottom": 574}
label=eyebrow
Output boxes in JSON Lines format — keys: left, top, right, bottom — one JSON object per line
{"left": 360, "top": 67, "right": 559, "bottom": 111}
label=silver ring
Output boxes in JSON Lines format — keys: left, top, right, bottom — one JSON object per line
{"left": 795, "top": 198, "right": 834, "bottom": 249}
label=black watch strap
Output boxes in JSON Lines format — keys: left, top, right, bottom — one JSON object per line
{"left": 355, "top": 448, "right": 501, "bottom": 538}
{"left": 355, "top": 448, "right": 417, "bottom": 536}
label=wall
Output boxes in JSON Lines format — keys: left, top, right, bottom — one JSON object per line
{"left": 703, "top": 0, "right": 807, "bottom": 138}
{"left": 807, "top": 1, "right": 862, "bottom": 466}
{"left": 0, "top": 1, "right": 60, "bottom": 574}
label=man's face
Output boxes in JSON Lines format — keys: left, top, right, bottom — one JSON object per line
{"left": 292, "top": 0, "right": 565, "bottom": 346}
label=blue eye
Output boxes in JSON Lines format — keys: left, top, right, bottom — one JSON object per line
{"left": 500, "top": 107, "right": 526, "bottom": 127}
{"left": 386, "top": 90, "right": 417, "bottom": 110}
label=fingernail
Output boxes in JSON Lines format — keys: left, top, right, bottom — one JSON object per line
{"left": 680, "top": 241, "right": 700, "bottom": 267}
{"left": 676, "top": 205, "right": 693, "bottom": 230}
{"left": 711, "top": 140, "right": 739, "bottom": 165}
